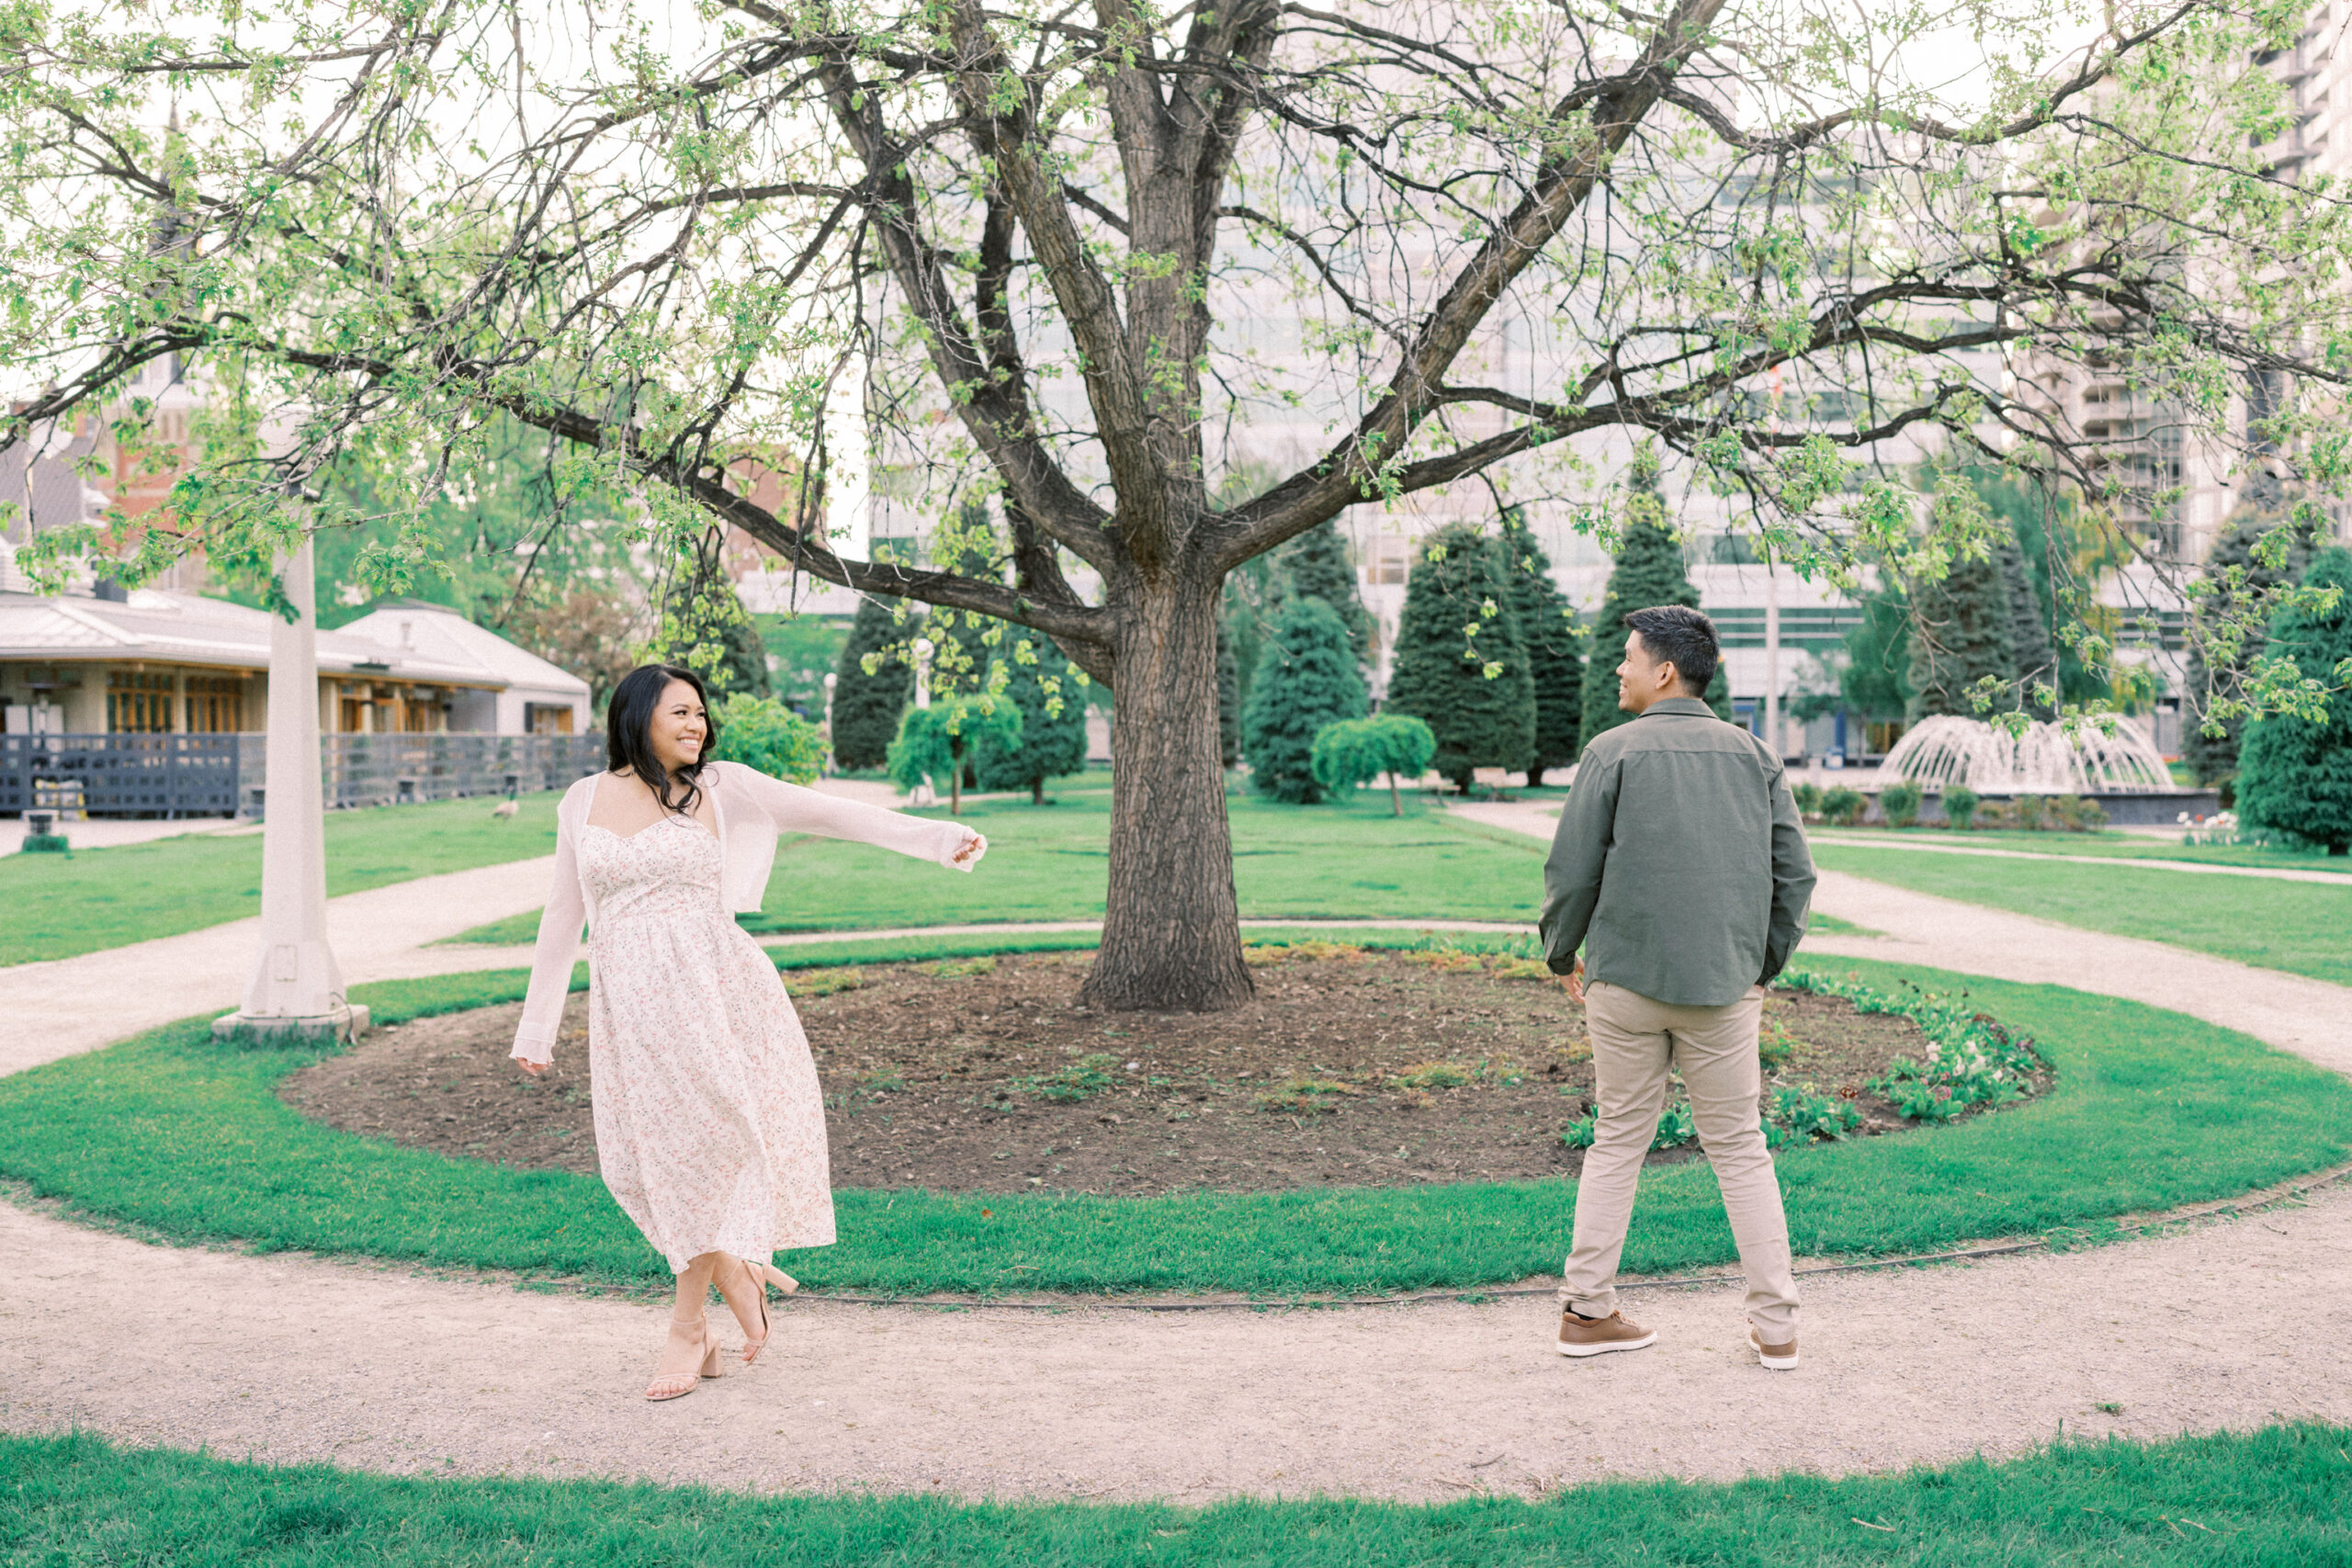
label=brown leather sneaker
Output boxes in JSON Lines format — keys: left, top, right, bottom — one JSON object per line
{"left": 1555, "top": 1307, "right": 1657, "bottom": 1358}
{"left": 1748, "top": 1326, "right": 1798, "bottom": 1371}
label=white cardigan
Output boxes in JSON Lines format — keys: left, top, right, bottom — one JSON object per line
{"left": 509, "top": 761, "right": 984, "bottom": 1065}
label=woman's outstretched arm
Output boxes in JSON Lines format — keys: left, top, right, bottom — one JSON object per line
{"left": 723, "top": 763, "right": 985, "bottom": 870}
{"left": 511, "top": 811, "right": 588, "bottom": 1071}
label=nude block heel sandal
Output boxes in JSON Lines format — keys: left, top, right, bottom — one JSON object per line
{"left": 724, "top": 1257, "right": 801, "bottom": 1366}
{"left": 644, "top": 1314, "right": 723, "bottom": 1401}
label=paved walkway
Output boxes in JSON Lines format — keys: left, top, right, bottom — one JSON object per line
{"left": 1455, "top": 795, "right": 2352, "bottom": 886}
{"left": 1, "top": 838, "right": 2349, "bottom": 1501}
{"left": 1807, "top": 831, "right": 2352, "bottom": 886}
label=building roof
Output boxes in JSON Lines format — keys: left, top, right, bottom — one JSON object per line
{"left": 0, "top": 585, "right": 584, "bottom": 695}
{"left": 335, "top": 602, "right": 589, "bottom": 697}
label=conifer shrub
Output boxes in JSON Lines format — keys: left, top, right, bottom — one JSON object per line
{"left": 1581, "top": 448, "right": 1727, "bottom": 748}
{"left": 2237, "top": 547, "right": 2352, "bottom": 854}
{"left": 2185, "top": 504, "right": 2315, "bottom": 789}
{"left": 1241, "top": 596, "right": 1368, "bottom": 803}
{"left": 1498, "top": 508, "right": 1585, "bottom": 784}
{"left": 1385, "top": 523, "right": 1536, "bottom": 790}
{"left": 1278, "top": 519, "right": 1374, "bottom": 660}
{"left": 831, "top": 595, "right": 921, "bottom": 771}
{"left": 1943, "top": 785, "right": 1980, "bottom": 830}
{"left": 1880, "top": 781, "right": 1923, "bottom": 828}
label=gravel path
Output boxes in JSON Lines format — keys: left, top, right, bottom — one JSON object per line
{"left": 1, "top": 828, "right": 2348, "bottom": 1501}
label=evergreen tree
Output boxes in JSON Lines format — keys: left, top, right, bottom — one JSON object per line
{"left": 831, "top": 594, "right": 920, "bottom": 771}
{"left": 1498, "top": 508, "right": 1584, "bottom": 784}
{"left": 1216, "top": 621, "right": 1239, "bottom": 769}
{"left": 2236, "top": 547, "right": 2352, "bottom": 854}
{"left": 973, "top": 634, "right": 1091, "bottom": 803}
{"left": 1242, "top": 595, "right": 1368, "bottom": 803}
{"left": 1905, "top": 549, "right": 2016, "bottom": 721}
{"left": 1995, "top": 531, "right": 2057, "bottom": 716}
{"left": 1580, "top": 450, "right": 1728, "bottom": 749}
{"left": 2185, "top": 503, "right": 2313, "bottom": 787}
{"left": 1385, "top": 523, "right": 1537, "bottom": 791}
{"left": 1277, "top": 519, "right": 1374, "bottom": 659}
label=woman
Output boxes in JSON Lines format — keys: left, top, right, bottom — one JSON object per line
{"left": 511, "top": 664, "right": 984, "bottom": 1400}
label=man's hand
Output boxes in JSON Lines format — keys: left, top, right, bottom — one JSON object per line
{"left": 1559, "top": 958, "right": 1587, "bottom": 1004}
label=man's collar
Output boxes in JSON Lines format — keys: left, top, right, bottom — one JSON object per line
{"left": 1638, "top": 696, "right": 1716, "bottom": 718}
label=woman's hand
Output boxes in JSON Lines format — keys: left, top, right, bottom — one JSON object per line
{"left": 952, "top": 831, "right": 987, "bottom": 866}
{"left": 514, "top": 1057, "right": 548, "bottom": 1077}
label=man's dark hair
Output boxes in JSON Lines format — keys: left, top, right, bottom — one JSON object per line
{"left": 1623, "top": 604, "right": 1720, "bottom": 695}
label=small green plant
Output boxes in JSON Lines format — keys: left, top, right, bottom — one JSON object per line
{"left": 2015, "top": 793, "right": 2047, "bottom": 831}
{"left": 923, "top": 955, "right": 998, "bottom": 979}
{"left": 1394, "top": 1060, "right": 1474, "bottom": 1089}
{"left": 1650, "top": 1100, "right": 1697, "bottom": 1150}
{"left": 1758, "top": 1017, "right": 1798, "bottom": 1074}
{"left": 1012, "top": 1051, "right": 1123, "bottom": 1102}
{"left": 1560, "top": 1111, "right": 1597, "bottom": 1149}
{"left": 1880, "top": 781, "right": 1923, "bottom": 829}
{"left": 1792, "top": 781, "right": 1824, "bottom": 817}
{"left": 1762, "top": 1084, "right": 1863, "bottom": 1146}
{"left": 1818, "top": 785, "right": 1866, "bottom": 827}
{"left": 1944, "top": 785, "right": 1980, "bottom": 830}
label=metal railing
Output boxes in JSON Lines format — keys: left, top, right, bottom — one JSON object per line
{"left": 0, "top": 732, "right": 605, "bottom": 818}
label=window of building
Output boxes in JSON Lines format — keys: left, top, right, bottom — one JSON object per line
{"left": 527, "top": 703, "right": 575, "bottom": 735}
{"left": 107, "top": 670, "right": 175, "bottom": 733}
{"left": 183, "top": 675, "right": 243, "bottom": 732}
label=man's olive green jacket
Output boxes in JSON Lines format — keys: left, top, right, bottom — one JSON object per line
{"left": 1539, "top": 697, "right": 1816, "bottom": 1006}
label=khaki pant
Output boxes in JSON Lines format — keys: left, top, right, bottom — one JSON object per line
{"left": 1562, "top": 981, "right": 1799, "bottom": 1340}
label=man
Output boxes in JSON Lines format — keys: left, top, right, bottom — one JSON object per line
{"left": 1539, "top": 604, "right": 1816, "bottom": 1371}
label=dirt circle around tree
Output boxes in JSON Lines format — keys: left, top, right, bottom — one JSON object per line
{"left": 281, "top": 946, "right": 2049, "bottom": 1196}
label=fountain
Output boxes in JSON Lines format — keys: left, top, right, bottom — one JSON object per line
{"left": 1867, "top": 714, "right": 2219, "bottom": 825}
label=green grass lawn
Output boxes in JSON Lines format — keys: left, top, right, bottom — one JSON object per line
{"left": 444, "top": 789, "right": 1551, "bottom": 944}
{"left": 1814, "top": 842, "right": 2352, "bottom": 987}
{"left": 8, "top": 1426, "right": 2347, "bottom": 1565}
{"left": 0, "top": 792, "right": 571, "bottom": 966}
{"left": 2, "top": 936, "right": 2344, "bottom": 1297}
{"left": 1810, "top": 826, "right": 2350, "bottom": 869}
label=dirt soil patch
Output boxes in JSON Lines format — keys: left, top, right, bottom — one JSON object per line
{"left": 278, "top": 946, "right": 2035, "bottom": 1195}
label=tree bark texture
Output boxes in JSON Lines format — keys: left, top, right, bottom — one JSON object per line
{"left": 1080, "top": 574, "right": 1253, "bottom": 1012}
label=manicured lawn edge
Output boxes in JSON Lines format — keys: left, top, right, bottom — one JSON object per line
{"left": 6, "top": 1426, "right": 2349, "bottom": 1564}
{"left": 0, "top": 935, "right": 2346, "bottom": 1295}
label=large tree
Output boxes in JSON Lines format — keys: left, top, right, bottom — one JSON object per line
{"left": 8, "top": 0, "right": 2350, "bottom": 1010}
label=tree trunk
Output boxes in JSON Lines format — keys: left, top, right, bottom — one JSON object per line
{"left": 949, "top": 744, "right": 962, "bottom": 816}
{"left": 1387, "top": 773, "right": 1403, "bottom": 817}
{"left": 1032, "top": 778, "right": 1046, "bottom": 806}
{"left": 1081, "top": 574, "right": 1253, "bottom": 1012}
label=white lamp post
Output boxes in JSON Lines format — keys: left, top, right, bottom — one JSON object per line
{"left": 213, "top": 531, "right": 366, "bottom": 1043}
{"left": 908, "top": 637, "right": 936, "bottom": 807}
{"left": 821, "top": 671, "right": 838, "bottom": 777}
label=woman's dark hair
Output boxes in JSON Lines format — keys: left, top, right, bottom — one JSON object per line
{"left": 1623, "top": 604, "right": 1720, "bottom": 695}
{"left": 605, "top": 664, "right": 719, "bottom": 815}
